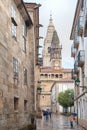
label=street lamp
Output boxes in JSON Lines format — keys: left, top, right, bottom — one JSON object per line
{"left": 75, "top": 78, "right": 80, "bottom": 85}
{"left": 68, "top": 92, "right": 72, "bottom": 113}
{"left": 75, "top": 78, "right": 80, "bottom": 124}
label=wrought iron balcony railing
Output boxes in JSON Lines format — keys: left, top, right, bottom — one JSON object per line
{"left": 78, "top": 50, "right": 85, "bottom": 67}
{"left": 77, "top": 16, "right": 84, "bottom": 36}
{"left": 74, "top": 36, "right": 79, "bottom": 48}
{"left": 71, "top": 43, "right": 76, "bottom": 57}
{"left": 71, "top": 69, "right": 77, "bottom": 79}
{"left": 74, "top": 61, "right": 79, "bottom": 74}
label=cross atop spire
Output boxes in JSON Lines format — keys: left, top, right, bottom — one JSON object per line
{"left": 48, "top": 13, "right": 54, "bottom": 28}
{"left": 49, "top": 13, "right": 53, "bottom": 23}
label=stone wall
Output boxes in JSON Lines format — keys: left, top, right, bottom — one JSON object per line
{"left": 79, "top": 119, "right": 87, "bottom": 130}
{"left": 0, "top": 0, "right": 37, "bottom": 130}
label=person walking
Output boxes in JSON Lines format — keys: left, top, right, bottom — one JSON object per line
{"left": 69, "top": 115, "right": 74, "bottom": 128}
{"left": 49, "top": 110, "right": 52, "bottom": 118}
{"left": 45, "top": 110, "right": 49, "bottom": 121}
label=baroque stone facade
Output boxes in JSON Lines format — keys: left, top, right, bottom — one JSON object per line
{"left": 0, "top": 0, "right": 40, "bottom": 130}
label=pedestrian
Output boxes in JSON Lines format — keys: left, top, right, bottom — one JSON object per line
{"left": 69, "top": 115, "right": 74, "bottom": 128}
{"left": 45, "top": 110, "right": 48, "bottom": 121}
{"left": 49, "top": 110, "right": 52, "bottom": 118}
{"left": 31, "top": 117, "right": 35, "bottom": 124}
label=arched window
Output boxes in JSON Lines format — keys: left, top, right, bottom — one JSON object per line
{"left": 55, "top": 74, "right": 58, "bottom": 78}
{"left": 51, "top": 74, "right": 54, "bottom": 78}
{"left": 45, "top": 74, "right": 48, "bottom": 78}
{"left": 40, "top": 74, "right": 44, "bottom": 78}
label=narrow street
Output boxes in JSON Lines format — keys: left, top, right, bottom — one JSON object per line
{"left": 36, "top": 114, "right": 85, "bottom": 130}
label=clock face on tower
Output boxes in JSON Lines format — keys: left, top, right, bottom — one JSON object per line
{"left": 53, "top": 60, "right": 61, "bottom": 68}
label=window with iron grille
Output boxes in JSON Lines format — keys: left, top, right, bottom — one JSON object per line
{"left": 13, "top": 57, "right": 18, "bottom": 80}
{"left": 11, "top": 5, "right": 17, "bottom": 38}
{"left": 23, "top": 67, "right": 27, "bottom": 85}
{"left": 22, "top": 24, "right": 27, "bottom": 52}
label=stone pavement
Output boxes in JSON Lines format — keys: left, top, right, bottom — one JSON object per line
{"left": 36, "top": 114, "right": 86, "bottom": 130}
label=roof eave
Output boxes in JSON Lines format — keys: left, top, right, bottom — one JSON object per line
{"left": 70, "top": 0, "right": 82, "bottom": 40}
{"left": 14, "top": 0, "right": 33, "bottom": 27}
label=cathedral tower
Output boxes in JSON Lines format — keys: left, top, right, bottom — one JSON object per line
{"left": 50, "top": 30, "right": 62, "bottom": 69}
{"left": 43, "top": 15, "right": 62, "bottom": 68}
{"left": 43, "top": 15, "right": 55, "bottom": 66}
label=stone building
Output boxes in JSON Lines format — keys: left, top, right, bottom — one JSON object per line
{"left": 39, "top": 16, "right": 74, "bottom": 113}
{"left": 0, "top": 0, "right": 41, "bottom": 130}
{"left": 70, "top": 0, "right": 87, "bottom": 128}
{"left": 25, "top": 2, "right": 43, "bottom": 111}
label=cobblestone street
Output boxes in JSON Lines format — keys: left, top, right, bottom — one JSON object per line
{"left": 36, "top": 114, "right": 86, "bottom": 130}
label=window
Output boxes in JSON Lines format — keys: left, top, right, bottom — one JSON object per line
{"left": 41, "top": 87, "right": 44, "bottom": 92}
{"left": 11, "top": 5, "right": 16, "bottom": 19}
{"left": 13, "top": 57, "right": 18, "bottom": 80}
{"left": 22, "top": 24, "right": 27, "bottom": 52}
{"left": 81, "top": 0, "right": 84, "bottom": 10}
{"left": 40, "top": 74, "right": 44, "bottom": 78}
{"left": 14, "top": 97, "right": 19, "bottom": 111}
{"left": 11, "top": 5, "right": 17, "bottom": 38}
{"left": 24, "top": 100, "right": 27, "bottom": 111}
{"left": 23, "top": 23, "right": 27, "bottom": 36}
{"left": 51, "top": 74, "right": 54, "bottom": 78}
{"left": 12, "top": 22, "right": 17, "bottom": 38}
{"left": 45, "top": 74, "right": 48, "bottom": 78}
{"left": 60, "top": 74, "right": 63, "bottom": 78}
{"left": 55, "top": 74, "right": 58, "bottom": 78}
{"left": 23, "top": 67, "right": 27, "bottom": 85}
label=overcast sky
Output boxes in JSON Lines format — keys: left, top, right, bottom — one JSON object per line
{"left": 24, "top": 0, "right": 77, "bottom": 68}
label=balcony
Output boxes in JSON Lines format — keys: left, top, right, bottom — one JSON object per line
{"left": 84, "top": 17, "right": 87, "bottom": 37}
{"left": 77, "top": 16, "right": 84, "bottom": 36}
{"left": 74, "top": 61, "right": 79, "bottom": 74}
{"left": 78, "top": 50, "right": 85, "bottom": 67}
{"left": 71, "top": 69, "right": 77, "bottom": 79}
{"left": 74, "top": 36, "right": 79, "bottom": 48}
{"left": 71, "top": 44, "right": 76, "bottom": 57}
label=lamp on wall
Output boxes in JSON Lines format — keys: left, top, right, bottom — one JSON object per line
{"left": 75, "top": 78, "right": 80, "bottom": 86}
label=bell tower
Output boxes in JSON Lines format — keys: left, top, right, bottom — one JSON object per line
{"left": 43, "top": 15, "right": 55, "bottom": 67}
{"left": 43, "top": 15, "right": 62, "bottom": 69}
{"left": 50, "top": 30, "right": 62, "bottom": 69}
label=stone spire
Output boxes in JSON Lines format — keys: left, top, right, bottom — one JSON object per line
{"left": 51, "top": 30, "right": 60, "bottom": 48}
{"left": 50, "top": 30, "right": 62, "bottom": 69}
{"left": 43, "top": 15, "right": 55, "bottom": 67}
{"left": 49, "top": 14, "right": 53, "bottom": 24}
{"left": 48, "top": 14, "right": 54, "bottom": 28}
